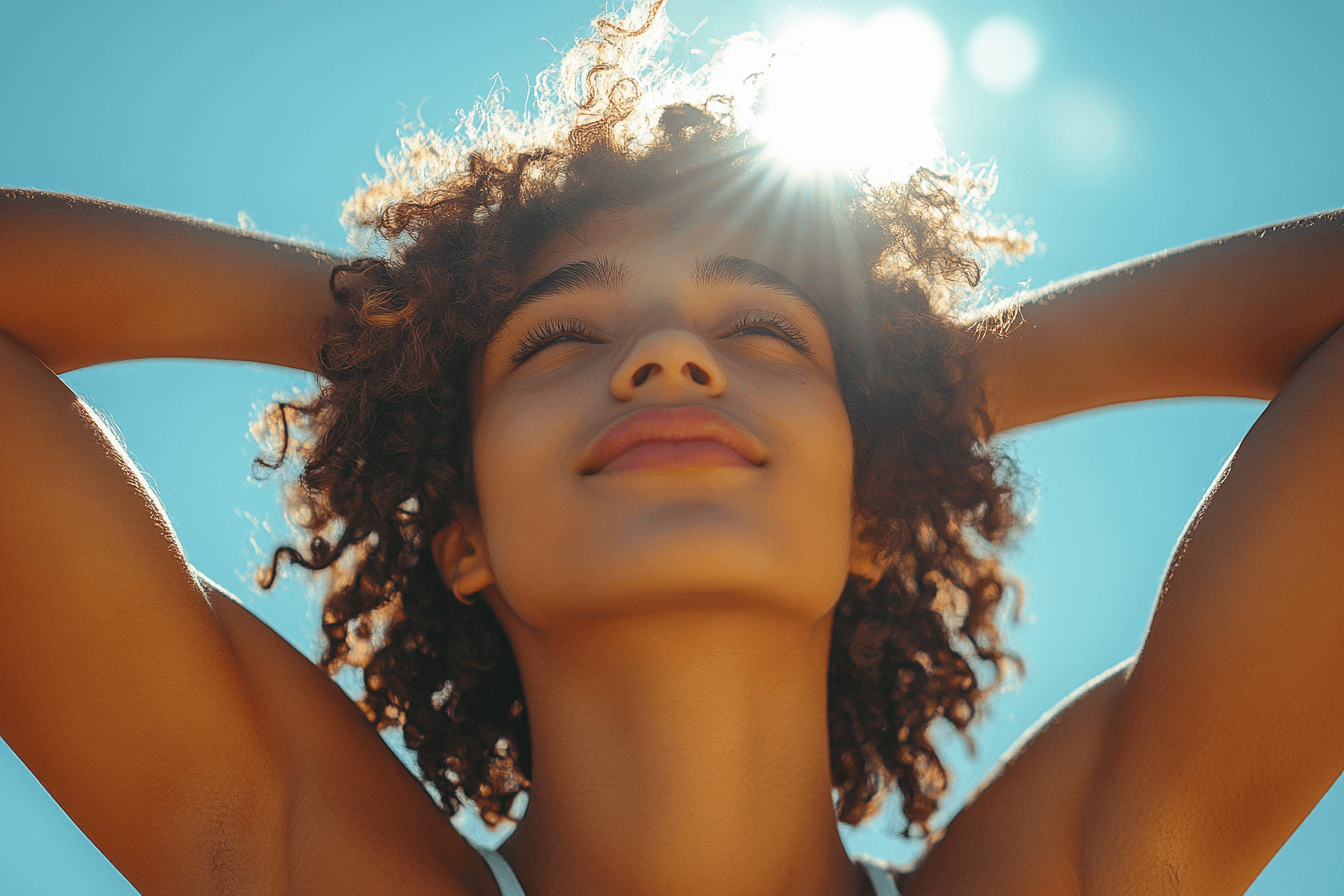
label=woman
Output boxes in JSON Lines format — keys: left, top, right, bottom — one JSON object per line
{"left": 2, "top": 2, "right": 1342, "bottom": 894}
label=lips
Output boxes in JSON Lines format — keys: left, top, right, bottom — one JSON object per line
{"left": 580, "top": 406, "right": 768, "bottom": 474}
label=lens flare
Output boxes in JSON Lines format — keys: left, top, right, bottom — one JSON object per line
{"left": 967, "top": 16, "right": 1040, "bottom": 95}
{"left": 1052, "top": 84, "right": 1126, "bottom": 170}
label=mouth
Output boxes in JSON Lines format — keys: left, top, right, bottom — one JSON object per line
{"left": 580, "top": 406, "right": 768, "bottom": 474}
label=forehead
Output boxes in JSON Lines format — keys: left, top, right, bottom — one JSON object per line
{"left": 514, "top": 205, "right": 850, "bottom": 319}
{"left": 522, "top": 206, "right": 749, "bottom": 279}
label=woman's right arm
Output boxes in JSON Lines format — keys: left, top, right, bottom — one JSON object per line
{"left": 0, "top": 190, "right": 339, "bottom": 892}
{"left": 0, "top": 189, "right": 338, "bottom": 372}
{"left": 0, "top": 194, "right": 490, "bottom": 894}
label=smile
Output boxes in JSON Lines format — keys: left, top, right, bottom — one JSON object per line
{"left": 581, "top": 406, "right": 768, "bottom": 474}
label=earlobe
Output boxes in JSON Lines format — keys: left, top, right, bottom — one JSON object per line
{"left": 849, "top": 513, "right": 885, "bottom": 584}
{"left": 431, "top": 515, "right": 496, "bottom": 603}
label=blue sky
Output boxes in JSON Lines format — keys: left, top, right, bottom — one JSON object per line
{"left": 2, "top": 0, "right": 1341, "bottom": 892}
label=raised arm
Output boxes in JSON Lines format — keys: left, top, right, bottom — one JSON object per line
{"left": 0, "top": 189, "right": 338, "bottom": 372}
{"left": 0, "top": 193, "right": 487, "bottom": 894}
{"left": 908, "top": 214, "right": 1343, "bottom": 894}
{"left": 974, "top": 207, "right": 1344, "bottom": 430}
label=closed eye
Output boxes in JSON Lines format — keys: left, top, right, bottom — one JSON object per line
{"left": 510, "top": 317, "right": 605, "bottom": 364}
{"left": 723, "top": 310, "right": 813, "bottom": 354}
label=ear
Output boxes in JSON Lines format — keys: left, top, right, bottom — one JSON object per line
{"left": 849, "top": 512, "right": 885, "bottom": 585}
{"left": 431, "top": 513, "right": 496, "bottom": 602}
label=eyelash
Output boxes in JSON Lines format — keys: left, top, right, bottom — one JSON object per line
{"left": 509, "top": 309, "right": 812, "bottom": 364}
{"left": 510, "top": 317, "right": 604, "bottom": 363}
{"left": 725, "top": 310, "right": 812, "bottom": 353}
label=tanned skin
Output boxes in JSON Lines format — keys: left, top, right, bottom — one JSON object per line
{"left": 1, "top": 188, "right": 1341, "bottom": 896}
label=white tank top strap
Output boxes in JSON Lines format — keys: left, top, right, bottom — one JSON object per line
{"left": 855, "top": 854, "right": 901, "bottom": 896}
{"left": 477, "top": 846, "right": 527, "bottom": 896}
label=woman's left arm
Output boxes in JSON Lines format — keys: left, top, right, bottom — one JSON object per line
{"left": 927, "top": 212, "right": 1344, "bottom": 894}
{"left": 973, "top": 208, "right": 1344, "bottom": 431}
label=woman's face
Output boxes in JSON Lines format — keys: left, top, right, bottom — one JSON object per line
{"left": 462, "top": 206, "right": 857, "bottom": 629}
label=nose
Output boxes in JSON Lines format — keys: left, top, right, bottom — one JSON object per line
{"left": 609, "top": 327, "right": 727, "bottom": 401}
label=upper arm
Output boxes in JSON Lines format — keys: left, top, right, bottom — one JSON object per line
{"left": 0, "top": 328, "right": 489, "bottom": 895}
{"left": 0, "top": 330, "right": 292, "bottom": 892}
{"left": 910, "top": 324, "right": 1344, "bottom": 895}
{"left": 1077, "top": 323, "right": 1344, "bottom": 892}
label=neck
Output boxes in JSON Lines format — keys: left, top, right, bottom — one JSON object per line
{"left": 495, "top": 606, "right": 864, "bottom": 896}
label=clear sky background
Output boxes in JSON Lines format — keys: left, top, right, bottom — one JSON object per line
{"left": 2, "top": 0, "right": 1342, "bottom": 892}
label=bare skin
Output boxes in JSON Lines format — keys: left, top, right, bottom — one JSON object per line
{"left": 1, "top": 188, "right": 1341, "bottom": 896}
{"left": 456, "top": 209, "right": 861, "bottom": 896}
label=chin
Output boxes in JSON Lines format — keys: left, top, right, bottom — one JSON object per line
{"left": 490, "top": 516, "right": 852, "bottom": 629}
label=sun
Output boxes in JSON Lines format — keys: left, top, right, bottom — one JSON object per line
{"left": 750, "top": 9, "right": 950, "bottom": 184}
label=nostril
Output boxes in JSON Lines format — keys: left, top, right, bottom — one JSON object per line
{"left": 686, "top": 362, "right": 710, "bottom": 386}
{"left": 632, "top": 363, "right": 658, "bottom": 387}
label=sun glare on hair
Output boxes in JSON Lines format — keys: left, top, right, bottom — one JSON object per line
{"left": 753, "top": 9, "right": 949, "bottom": 184}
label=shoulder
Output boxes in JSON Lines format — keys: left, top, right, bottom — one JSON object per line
{"left": 898, "top": 660, "right": 1133, "bottom": 896}
{"left": 199, "top": 577, "right": 495, "bottom": 896}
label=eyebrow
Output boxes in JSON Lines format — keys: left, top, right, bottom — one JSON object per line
{"left": 511, "top": 253, "right": 820, "bottom": 316}
{"left": 511, "top": 256, "right": 629, "bottom": 309}
{"left": 690, "top": 255, "right": 819, "bottom": 311}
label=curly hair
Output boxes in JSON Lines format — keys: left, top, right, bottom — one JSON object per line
{"left": 257, "top": 0, "right": 1027, "bottom": 836}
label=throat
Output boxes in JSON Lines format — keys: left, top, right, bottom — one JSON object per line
{"left": 496, "top": 608, "right": 860, "bottom": 896}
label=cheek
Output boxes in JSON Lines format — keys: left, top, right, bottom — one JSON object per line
{"left": 469, "top": 382, "right": 585, "bottom": 593}
{"left": 770, "top": 380, "right": 857, "bottom": 590}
